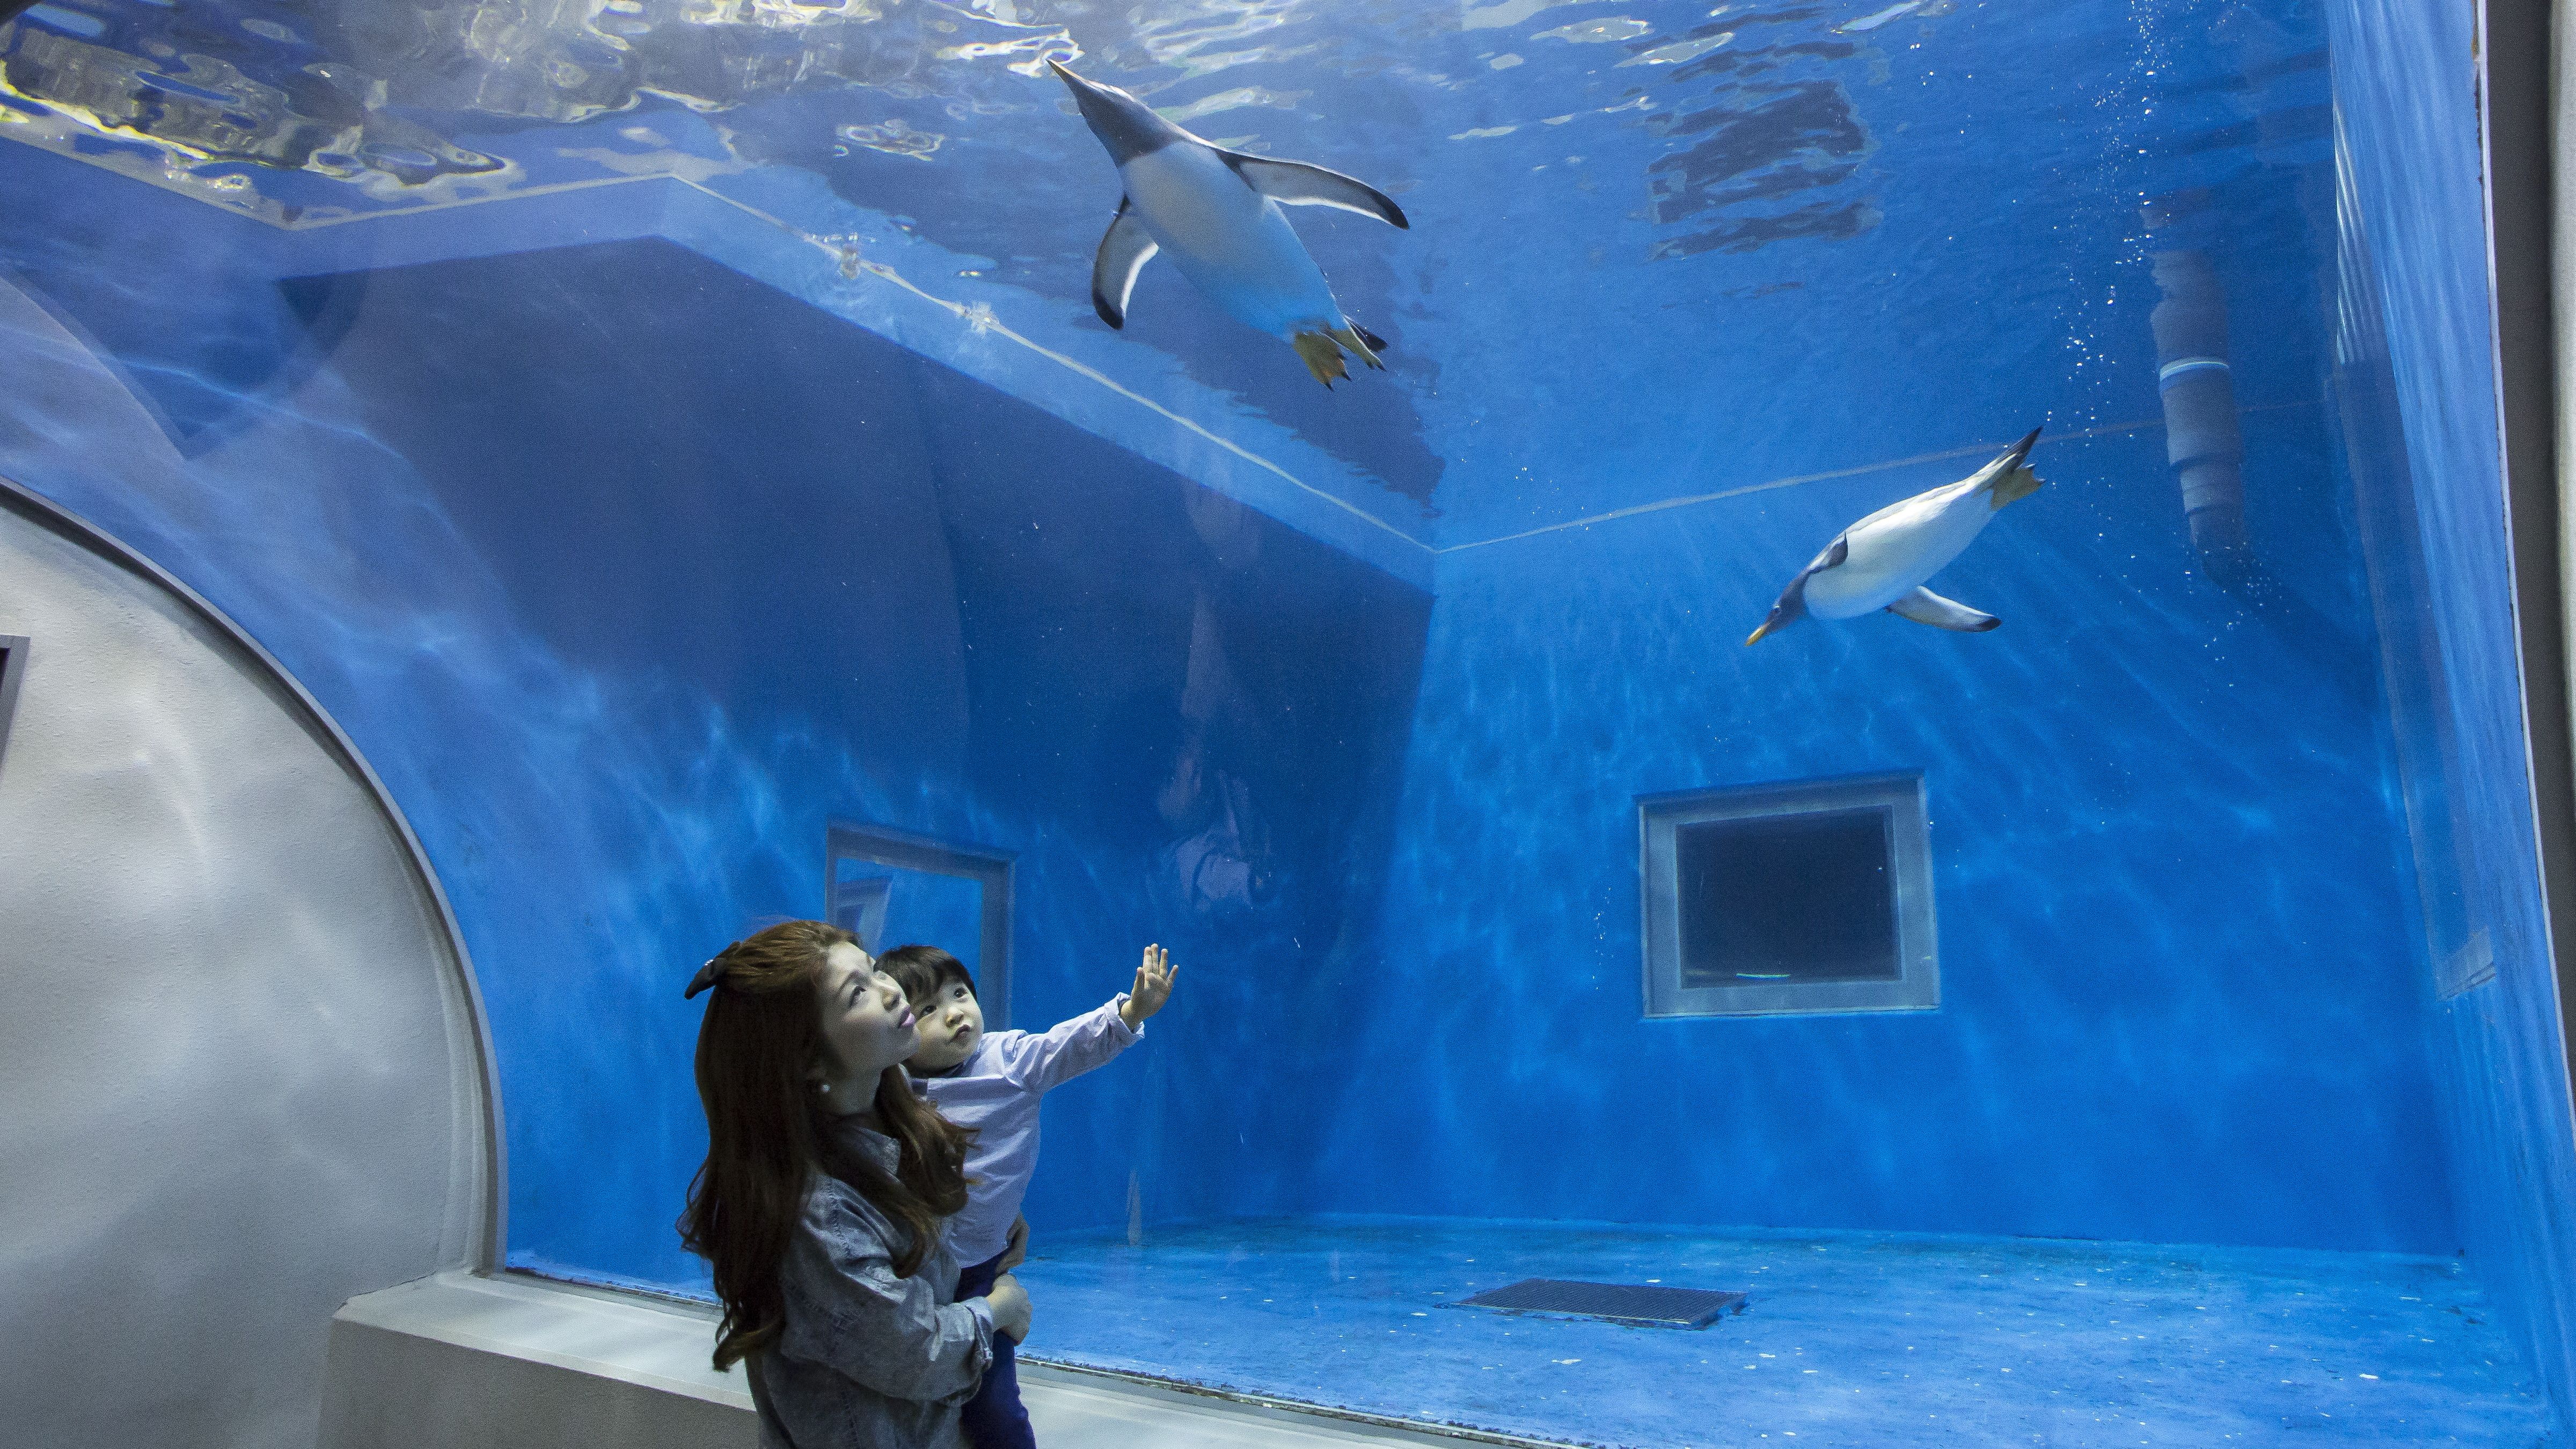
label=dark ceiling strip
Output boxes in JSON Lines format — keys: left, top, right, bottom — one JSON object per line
{"left": 2478, "top": 0, "right": 2576, "bottom": 1120}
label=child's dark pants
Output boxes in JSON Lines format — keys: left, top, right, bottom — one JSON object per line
{"left": 955, "top": 1249, "right": 1036, "bottom": 1449}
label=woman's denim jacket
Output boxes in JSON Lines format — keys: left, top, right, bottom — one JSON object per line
{"left": 747, "top": 1120, "right": 995, "bottom": 1448}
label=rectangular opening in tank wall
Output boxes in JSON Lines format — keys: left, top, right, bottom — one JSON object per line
{"left": 1679, "top": 807, "right": 1898, "bottom": 986}
{"left": 0, "top": 634, "right": 25, "bottom": 768}
{"left": 1640, "top": 772, "right": 1937, "bottom": 1018}
{"left": 824, "top": 823, "right": 1015, "bottom": 1030}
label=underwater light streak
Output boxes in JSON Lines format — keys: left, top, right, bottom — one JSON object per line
{"left": 263, "top": 172, "right": 668, "bottom": 230}
{"left": 1835, "top": 0, "right": 1923, "bottom": 33}
{"left": 1460, "top": 0, "right": 1616, "bottom": 30}
{"left": 1448, "top": 92, "right": 1651, "bottom": 141}
{"left": 1434, "top": 407, "right": 2314, "bottom": 555}
{"left": 1618, "top": 32, "right": 1733, "bottom": 66}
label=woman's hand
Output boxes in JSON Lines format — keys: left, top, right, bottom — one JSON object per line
{"left": 997, "top": 1214, "right": 1029, "bottom": 1274}
{"left": 985, "top": 1274, "right": 1033, "bottom": 1344}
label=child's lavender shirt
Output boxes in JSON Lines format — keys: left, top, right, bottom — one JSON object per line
{"left": 913, "top": 995, "right": 1141, "bottom": 1265}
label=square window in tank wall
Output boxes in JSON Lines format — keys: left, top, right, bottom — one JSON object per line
{"left": 0, "top": 634, "right": 25, "bottom": 768}
{"left": 825, "top": 823, "right": 1015, "bottom": 1030}
{"left": 1640, "top": 773, "right": 1937, "bottom": 1018}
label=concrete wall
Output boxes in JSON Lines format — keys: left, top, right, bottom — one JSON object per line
{"left": 2327, "top": 0, "right": 2576, "bottom": 1433}
{"left": 0, "top": 477, "right": 494, "bottom": 1449}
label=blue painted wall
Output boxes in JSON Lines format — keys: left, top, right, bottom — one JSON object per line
{"left": 0, "top": 145, "right": 1430, "bottom": 1288}
{"left": 1311, "top": 407, "right": 2459, "bottom": 1253}
{"left": 2325, "top": 0, "right": 2576, "bottom": 1432}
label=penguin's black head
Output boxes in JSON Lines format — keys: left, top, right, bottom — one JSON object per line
{"left": 1049, "top": 58, "right": 1183, "bottom": 168}
{"left": 1746, "top": 588, "right": 1805, "bottom": 646}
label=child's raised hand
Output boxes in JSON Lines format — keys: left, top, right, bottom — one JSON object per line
{"left": 1119, "top": 944, "right": 1177, "bottom": 1029}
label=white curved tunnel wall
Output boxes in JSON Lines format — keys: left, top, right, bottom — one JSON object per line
{"left": 0, "top": 487, "right": 494, "bottom": 1449}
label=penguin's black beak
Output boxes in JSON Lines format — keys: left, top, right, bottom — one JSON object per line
{"left": 2003, "top": 426, "right": 2041, "bottom": 470}
{"left": 1048, "top": 57, "right": 1125, "bottom": 127}
{"left": 1049, "top": 57, "right": 1103, "bottom": 99}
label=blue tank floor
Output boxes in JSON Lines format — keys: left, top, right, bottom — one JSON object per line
{"left": 1014, "top": 1217, "right": 2550, "bottom": 1447}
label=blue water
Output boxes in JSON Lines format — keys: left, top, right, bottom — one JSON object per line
{"left": 1, "top": 0, "right": 2570, "bottom": 1441}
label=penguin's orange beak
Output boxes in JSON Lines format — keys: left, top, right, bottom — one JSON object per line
{"left": 1745, "top": 618, "right": 1780, "bottom": 646}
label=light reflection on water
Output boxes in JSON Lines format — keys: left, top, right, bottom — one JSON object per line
{"left": 0, "top": 0, "right": 1957, "bottom": 266}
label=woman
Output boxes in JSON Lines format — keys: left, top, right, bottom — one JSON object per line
{"left": 680, "top": 921, "right": 1034, "bottom": 1447}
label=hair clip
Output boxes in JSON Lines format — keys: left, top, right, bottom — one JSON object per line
{"left": 684, "top": 940, "right": 745, "bottom": 999}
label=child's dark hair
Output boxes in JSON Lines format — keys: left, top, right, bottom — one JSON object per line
{"left": 879, "top": 943, "right": 976, "bottom": 1005}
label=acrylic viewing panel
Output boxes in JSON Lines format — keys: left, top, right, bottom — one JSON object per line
{"left": 0, "top": 634, "right": 23, "bottom": 766}
{"left": 1640, "top": 773, "right": 1937, "bottom": 1018}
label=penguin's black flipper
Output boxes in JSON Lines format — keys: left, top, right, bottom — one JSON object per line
{"left": 1092, "top": 197, "right": 1159, "bottom": 330}
{"left": 1886, "top": 587, "right": 2001, "bottom": 632}
{"left": 1220, "top": 152, "right": 1409, "bottom": 229}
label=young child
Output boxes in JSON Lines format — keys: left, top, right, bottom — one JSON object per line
{"left": 878, "top": 942, "right": 1177, "bottom": 1449}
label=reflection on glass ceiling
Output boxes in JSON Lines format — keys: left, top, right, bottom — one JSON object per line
{"left": 0, "top": 0, "right": 1907, "bottom": 255}
{"left": 0, "top": 0, "right": 2328, "bottom": 547}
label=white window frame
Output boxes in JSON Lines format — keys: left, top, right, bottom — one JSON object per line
{"left": 1639, "top": 772, "right": 1939, "bottom": 1019}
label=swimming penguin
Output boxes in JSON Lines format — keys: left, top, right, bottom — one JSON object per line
{"left": 1049, "top": 58, "right": 1408, "bottom": 387}
{"left": 1746, "top": 428, "right": 2045, "bottom": 645}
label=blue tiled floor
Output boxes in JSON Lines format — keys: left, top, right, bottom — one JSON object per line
{"left": 1016, "top": 1217, "right": 2550, "bottom": 1447}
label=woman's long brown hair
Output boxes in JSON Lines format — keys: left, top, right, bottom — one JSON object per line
{"left": 677, "top": 921, "right": 974, "bottom": 1370}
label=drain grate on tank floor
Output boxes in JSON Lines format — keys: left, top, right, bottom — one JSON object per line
{"left": 1450, "top": 1278, "right": 1747, "bottom": 1329}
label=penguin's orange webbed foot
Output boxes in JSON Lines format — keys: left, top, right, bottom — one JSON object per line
{"left": 1292, "top": 331, "right": 1351, "bottom": 388}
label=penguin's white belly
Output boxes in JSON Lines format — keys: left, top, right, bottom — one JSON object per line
{"left": 1121, "top": 145, "right": 1341, "bottom": 338}
{"left": 1803, "top": 487, "right": 1995, "bottom": 618}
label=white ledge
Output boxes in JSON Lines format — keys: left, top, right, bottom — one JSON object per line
{"left": 319, "top": 1271, "right": 1533, "bottom": 1449}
